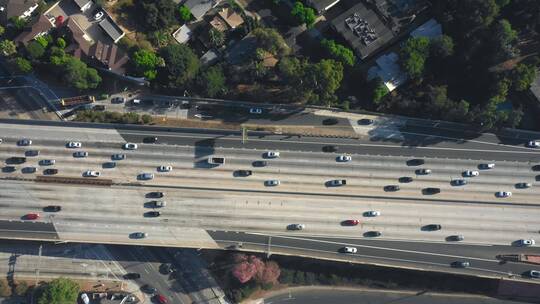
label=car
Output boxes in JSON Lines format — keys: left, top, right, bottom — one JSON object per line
{"left": 150, "top": 201, "right": 166, "bottom": 208}
{"left": 423, "top": 187, "right": 441, "bottom": 195}
{"left": 139, "top": 173, "right": 154, "bottom": 180}
{"left": 7, "top": 157, "right": 26, "bottom": 164}
{"left": 342, "top": 247, "right": 357, "bottom": 254}
{"left": 364, "top": 211, "right": 380, "bottom": 217}
{"left": 143, "top": 136, "right": 158, "bottom": 143}
{"left": 83, "top": 170, "right": 101, "bottom": 177}
{"left": 235, "top": 170, "right": 252, "bottom": 177}
{"left": 495, "top": 191, "right": 512, "bottom": 198}
{"left": 343, "top": 219, "right": 359, "bottom": 226}
{"left": 322, "top": 118, "right": 339, "bottom": 125}
{"left": 158, "top": 165, "right": 172, "bottom": 172}
{"left": 336, "top": 155, "right": 352, "bottom": 162}
{"left": 132, "top": 232, "right": 148, "bottom": 239}
{"left": 463, "top": 170, "right": 479, "bottom": 177}
{"left": 17, "top": 139, "right": 32, "bottom": 146}
{"left": 43, "top": 168, "right": 58, "bottom": 175}
{"left": 415, "top": 168, "right": 432, "bottom": 175}
{"left": 94, "top": 10, "right": 104, "bottom": 21}
{"left": 112, "top": 154, "right": 126, "bottom": 160}
{"left": 451, "top": 261, "right": 470, "bottom": 268}
{"left": 252, "top": 160, "right": 268, "bottom": 167}
{"left": 2, "top": 166, "right": 16, "bottom": 173}
{"left": 384, "top": 185, "right": 400, "bottom": 192}
{"left": 447, "top": 235, "right": 464, "bottom": 242}
{"left": 103, "top": 162, "right": 116, "bottom": 168}
{"left": 517, "top": 239, "right": 535, "bottom": 246}
{"left": 527, "top": 140, "right": 540, "bottom": 148}
{"left": 145, "top": 211, "right": 161, "bottom": 217}
{"left": 40, "top": 159, "right": 55, "bottom": 166}
{"left": 533, "top": 165, "right": 540, "bottom": 171}
{"left": 322, "top": 145, "right": 338, "bottom": 152}
{"left": 111, "top": 96, "right": 126, "bottom": 104}
{"left": 147, "top": 192, "right": 164, "bottom": 198}
{"left": 398, "top": 176, "right": 413, "bottom": 183}
{"left": 0, "top": 138, "right": 2, "bottom": 143}
{"left": 528, "top": 270, "right": 540, "bottom": 278}
{"left": 67, "top": 141, "right": 82, "bottom": 148}
{"left": 265, "top": 151, "right": 280, "bottom": 158}
{"left": 451, "top": 179, "right": 468, "bottom": 186}
{"left": 24, "top": 213, "right": 40, "bottom": 220}
{"left": 141, "top": 284, "right": 157, "bottom": 294}
{"left": 73, "top": 151, "right": 88, "bottom": 158}
{"left": 515, "top": 182, "right": 531, "bottom": 189}
{"left": 25, "top": 150, "right": 39, "bottom": 157}
{"left": 364, "top": 231, "right": 382, "bottom": 237}
{"left": 265, "top": 180, "right": 280, "bottom": 186}
{"left": 43, "top": 205, "right": 61, "bottom": 212}
{"left": 81, "top": 293, "right": 89, "bottom": 304}
{"left": 358, "top": 118, "right": 374, "bottom": 125}
{"left": 154, "top": 294, "right": 168, "bottom": 304}
{"left": 180, "top": 100, "right": 191, "bottom": 109}
{"left": 287, "top": 224, "right": 305, "bottom": 230}
{"left": 249, "top": 107, "right": 263, "bottom": 114}
{"left": 406, "top": 159, "right": 424, "bottom": 166}
{"left": 423, "top": 224, "right": 442, "bottom": 231}
{"left": 479, "top": 163, "right": 495, "bottom": 169}
{"left": 22, "top": 167, "right": 37, "bottom": 173}
{"left": 123, "top": 143, "right": 138, "bottom": 150}
{"left": 123, "top": 273, "right": 141, "bottom": 280}
{"left": 328, "top": 179, "right": 346, "bottom": 187}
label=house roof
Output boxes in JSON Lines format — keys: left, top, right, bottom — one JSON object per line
{"left": 306, "top": 0, "right": 341, "bottom": 13}
{"left": 66, "top": 17, "right": 92, "bottom": 53}
{"left": 209, "top": 15, "right": 227, "bottom": 32}
{"left": 73, "top": 0, "right": 90, "bottom": 9}
{"left": 172, "top": 24, "right": 192, "bottom": 44}
{"left": 410, "top": 18, "right": 442, "bottom": 39}
{"left": 89, "top": 40, "right": 129, "bottom": 71}
{"left": 0, "top": 0, "right": 39, "bottom": 24}
{"left": 367, "top": 52, "right": 407, "bottom": 92}
{"left": 14, "top": 14, "right": 53, "bottom": 45}
{"left": 217, "top": 7, "right": 243, "bottom": 29}
{"left": 98, "top": 17, "right": 125, "bottom": 43}
{"left": 184, "top": 0, "right": 221, "bottom": 20}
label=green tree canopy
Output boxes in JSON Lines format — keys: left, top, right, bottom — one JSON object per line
{"left": 303, "top": 59, "right": 344, "bottom": 105}
{"left": 178, "top": 5, "right": 192, "bottom": 22}
{"left": 209, "top": 28, "right": 225, "bottom": 48}
{"left": 159, "top": 44, "right": 200, "bottom": 88}
{"left": 38, "top": 278, "right": 80, "bottom": 304}
{"left": 400, "top": 36, "right": 430, "bottom": 79}
{"left": 454, "top": 0, "right": 500, "bottom": 30}
{"left": 26, "top": 41, "right": 45, "bottom": 59}
{"left": 137, "top": 0, "right": 177, "bottom": 32}
{"left": 0, "top": 40, "right": 16, "bottom": 57}
{"left": 489, "top": 19, "right": 519, "bottom": 62}
{"left": 132, "top": 49, "right": 161, "bottom": 80}
{"left": 0, "top": 26, "right": 5, "bottom": 36}
{"left": 57, "top": 56, "right": 101, "bottom": 90}
{"left": 320, "top": 39, "right": 356, "bottom": 67}
{"left": 56, "top": 37, "right": 66, "bottom": 49}
{"left": 512, "top": 63, "right": 537, "bottom": 91}
{"left": 430, "top": 35, "right": 454, "bottom": 58}
{"left": 13, "top": 57, "right": 32, "bottom": 73}
{"left": 371, "top": 78, "right": 389, "bottom": 104}
{"left": 197, "top": 65, "right": 226, "bottom": 97}
{"left": 291, "top": 1, "right": 315, "bottom": 27}
{"left": 252, "top": 28, "right": 290, "bottom": 58}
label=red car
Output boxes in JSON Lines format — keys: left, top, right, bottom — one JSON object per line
{"left": 343, "top": 219, "right": 359, "bottom": 226}
{"left": 154, "top": 294, "right": 168, "bottom": 304}
{"left": 24, "top": 213, "right": 40, "bottom": 220}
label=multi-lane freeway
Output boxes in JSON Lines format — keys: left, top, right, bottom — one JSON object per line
{"left": 1, "top": 120, "right": 540, "bottom": 281}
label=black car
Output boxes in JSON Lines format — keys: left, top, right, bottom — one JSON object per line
{"left": 322, "top": 118, "right": 339, "bottom": 125}
{"left": 43, "top": 205, "right": 61, "bottom": 212}
{"left": 407, "top": 159, "right": 425, "bottom": 166}
{"left": 451, "top": 179, "right": 467, "bottom": 186}
{"left": 423, "top": 187, "right": 441, "bottom": 195}
{"left": 103, "top": 162, "right": 116, "bottom": 168}
{"left": 141, "top": 284, "right": 157, "bottom": 294}
{"left": 22, "top": 167, "right": 37, "bottom": 173}
{"left": 322, "top": 145, "right": 338, "bottom": 153}
{"left": 252, "top": 160, "right": 268, "bottom": 167}
{"left": 398, "top": 176, "right": 413, "bottom": 183}
{"left": 235, "top": 170, "right": 252, "bottom": 177}
{"left": 25, "top": 150, "right": 40, "bottom": 157}
{"left": 532, "top": 165, "right": 540, "bottom": 171}
{"left": 7, "top": 157, "right": 26, "bottom": 164}
{"left": 364, "top": 231, "right": 382, "bottom": 237}
{"left": 145, "top": 211, "right": 161, "bottom": 217}
{"left": 423, "top": 224, "right": 442, "bottom": 231}
{"left": 123, "top": 273, "right": 141, "bottom": 280}
{"left": 2, "top": 166, "right": 16, "bottom": 173}
{"left": 147, "top": 192, "right": 164, "bottom": 198}
{"left": 447, "top": 235, "right": 464, "bottom": 242}
{"left": 358, "top": 118, "right": 374, "bottom": 125}
{"left": 451, "top": 261, "right": 470, "bottom": 268}
{"left": 43, "top": 168, "right": 58, "bottom": 175}
{"left": 384, "top": 185, "right": 400, "bottom": 192}
{"left": 143, "top": 136, "right": 158, "bottom": 143}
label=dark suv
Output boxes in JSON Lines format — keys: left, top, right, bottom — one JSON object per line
{"left": 147, "top": 192, "right": 164, "bottom": 198}
{"left": 423, "top": 224, "right": 442, "bottom": 231}
{"left": 43, "top": 168, "right": 58, "bottom": 175}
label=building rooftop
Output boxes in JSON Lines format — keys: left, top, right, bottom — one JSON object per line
{"left": 172, "top": 24, "right": 193, "bottom": 44}
{"left": 217, "top": 7, "right": 243, "bottom": 29}
{"left": 410, "top": 18, "right": 441, "bottom": 39}
{"left": 73, "top": 0, "right": 90, "bottom": 9}
{"left": 98, "top": 17, "right": 125, "bottom": 43}
{"left": 0, "top": 0, "right": 39, "bottom": 25}
{"left": 367, "top": 52, "right": 407, "bottom": 91}
{"left": 184, "top": 0, "right": 221, "bottom": 20}
{"left": 14, "top": 14, "right": 53, "bottom": 45}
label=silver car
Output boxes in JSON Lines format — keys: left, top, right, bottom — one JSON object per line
{"left": 265, "top": 180, "right": 280, "bottom": 186}
{"left": 139, "top": 173, "right": 154, "bottom": 180}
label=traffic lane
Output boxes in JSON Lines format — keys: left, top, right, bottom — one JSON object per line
{"left": 0, "top": 220, "right": 59, "bottom": 240}
{"left": 265, "top": 288, "right": 524, "bottom": 304}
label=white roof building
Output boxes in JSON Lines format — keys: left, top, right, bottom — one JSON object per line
{"left": 172, "top": 24, "right": 193, "bottom": 44}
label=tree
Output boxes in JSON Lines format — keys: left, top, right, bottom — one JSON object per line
{"left": 209, "top": 28, "right": 225, "bottom": 48}
{"left": 14, "top": 57, "right": 32, "bottom": 73}
{"left": 0, "top": 280, "right": 11, "bottom": 297}
{"left": 56, "top": 37, "right": 66, "bottom": 49}
{"left": 35, "top": 35, "right": 49, "bottom": 48}
{"left": 291, "top": 1, "right": 315, "bottom": 27}
{"left": 38, "top": 278, "right": 79, "bottom": 304}
{"left": 303, "top": 59, "right": 344, "bottom": 105}
{"left": 512, "top": 63, "right": 537, "bottom": 91}
{"left": 159, "top": 44, "right": 200, "bottom": 88}
{"left": 430, "top": 35, "right": 454, "bottom": 58}
{"left": 490, "top": 19, "right": 519, "bottom": 62}
{"left": 132, "top": 49, "right": 161, "bottom": 80}
{"left": 231, "top": 254, "right": 264, "bottom": 284}
{"left": 320, "top": 39, "right": 356, "bottom": 67}
{"left": 178, "top": 5, "right": 192, "bottom": 23}
{"left": 0, "top": 40, "right": 16, "bottom": 57}
{"left": 59, "top": 56, "right": 101, "bottom": 90}
{"left": 0, "top": 26, "right": 5, "bottom": 36}
{"left": 454, "top": 0, "right": 500, "bottom": 30}
{"left": 400, "top": 37, "right": 430, "bottom": 79}
{"left": 137, "top": 0, "right": 177, "bottom": 32}
{"left": 10, "top": 16, "right": 27, "bottom": 30}
{"left": 278, "top": 56, "right": 305, "bottom": 85}
{"left": 252, "top": 28, "right": 290, "bottom": 57}
{"left": 26, "top": 41, "right": 45, "bottom": 59}
{"left": 372, "top": 78, "right": 389, "bottom": 104}
{"left": 197, "top": 65, "right": 226, "bottom": 97}
{"left": 254, "top": 261, "right": 280, "bottom": 285}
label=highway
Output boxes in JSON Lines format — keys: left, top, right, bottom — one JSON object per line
{"left": 0, "top": 121, "right": 540, "bottom": 281}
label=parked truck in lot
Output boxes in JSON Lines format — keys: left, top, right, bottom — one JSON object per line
{"left": 208, "top": 156, "right": 225, "bottom": 165}
{"left": 60, "top": 95, "right": 95, "bottom": 107}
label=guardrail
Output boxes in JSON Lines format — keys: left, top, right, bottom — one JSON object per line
{"left": 35, "top": 176, "right": 113, "bottom": 186}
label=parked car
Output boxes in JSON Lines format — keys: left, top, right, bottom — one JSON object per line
{"left": 154, "top": 294, "right": 168, "bottom": 304}
{"left": 150, "top": 201, "right": 166, "bottom": 208}
{"left": 25, "top": 150, "right": 39, "bottom": 157}
{"left": 123, "top": 143, "right": 138, "bottom": 150}
{"left": 287, "top": 224, "right": 305, "bottom": 230}
{"left": 22, "top": 167, "right": 37, "bottom": 173}
{"left": 265, "top": 180, "right": 280, "bottom": 186}
{"left": 364, "top": 211, "right": 380, "bottom": 217}
{"left": 73, "top": 151, "right": 88, "bottom": 158}
{"left": 111, "top": 96, "right": 125, "bottom": 103}
{"left": 495, "top": 191, "right": 512, "bottom": 198}
{"left": 67, "top": 141, "right": 82, "bottom": 148}
{"left": 336, "top": 155, "right": 352, "bottom": 162}
{"left": 94, "top": 10, "right": 104, "bottom": 21}
{"left": 145, "top": 211, "right": 161, "bottom": 217}
{"left": 265, "top": 151, "right": 280, "bottom": 158}
{"left": 463, "top": 170, "right": 479, "bottom": 177}
{"left": 17, "top": 139, "right": 32, "bottom": 146}
{"left": 2, "top": 166, "right": 16, "bottom": 173}
{"left": 341, "top": 247, "right": 357, "bottom": 254}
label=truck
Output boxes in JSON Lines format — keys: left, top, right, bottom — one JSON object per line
{"left": 497, "top": 254, "right": 540, "bottom": 265}
{"left": 208, "top": 156, "right": 225, "bottom": 165}
{"left": 60, "top": 95, "right": 95, "bottom": 107}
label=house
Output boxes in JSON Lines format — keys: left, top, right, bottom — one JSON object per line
{"left": 0, "top": 0, "right": 39, "bottom": 25}
{"left": 306, "top": 0, "right": 341, "bottom": 14}
{"left": 217, "top": 7, "right": 243, "bottom": 29}
{"left": 14, "top": 14, "right": 54, "bottom": 45}
{"left": 184, "top": 0, "right": 221, "bottom": 20}
{"left": 209, "top": 15, "right": 227, "bottom": 32}
{"left": 367, "top": 52, "right": 407, "bottom": 92}
{"left": 172, "top": 24, "right": 193, "bottom": 44}
{"left": 73, "top": 0, "right": 91, "bottom": 12}
{"left": 98, "top": 16, "right": 125, "bottom": 43}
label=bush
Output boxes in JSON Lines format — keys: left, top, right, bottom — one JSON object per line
{"left": 74, "top": 111, "right": 153, "bottom": 125}
{"left": 38, "top": 278, "right": 79, "bottom": 304}
{"left": 14, "top": 281, "right": 29, "bottom": 296}
{"left": 0, "top": 280, "right": 11, "bottom": 297}
{"left": 279, "top": 268, "right": 294, "bottom": 284}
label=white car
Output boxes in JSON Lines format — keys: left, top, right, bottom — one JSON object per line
{"left": 83, "top": 170, "right": 101, "bottom": 177}
{"left": 158, "top": 165, "right": 172, "bottom": 172}
{"left": 529, "top": 270, "right": 540, "bottom": 278}
{"left": 265, "top": 180, "right": 280, "bottom": 186}
{"left": 67, "top": 141, "right": 82, "bottom": 148}
{"left": 94, "top": 11, "right": 104, "bottom": 21}
{"left": 342, "top": 247, "right": 357, "bottom": 254}
{"left": 265, "top": 151, "right": 280, "bottom": 158}
{"left": 480, "top": 163, "right": 495, "bottom": 169}
{"left": 18, "top": 139, "right": 32, "bottom": 146}
{"left": 527, "top": 141, "right": 540, "bottom": 148}
{"left": 495, "top": 191, "right": 512, "bottom": 198}
{"left": 123, "top": 143, "right": 138, "bottom": 150}
{"left": 337, "top": 155, "right": 352, "bottom": 162}
{"left": 365, "top": 210, "right": 380, "bottom": 217}
{"left": 249, "top": 108, "right": 263, "bottom": 114}
{"left": 463, "top": 170, "right": 479, "bottom": 177}
{"left": 518, "top": 239, "right": 535, "bottom": 246}
{"left": 139, "top": 173, "right": 154, "bottom": 180}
